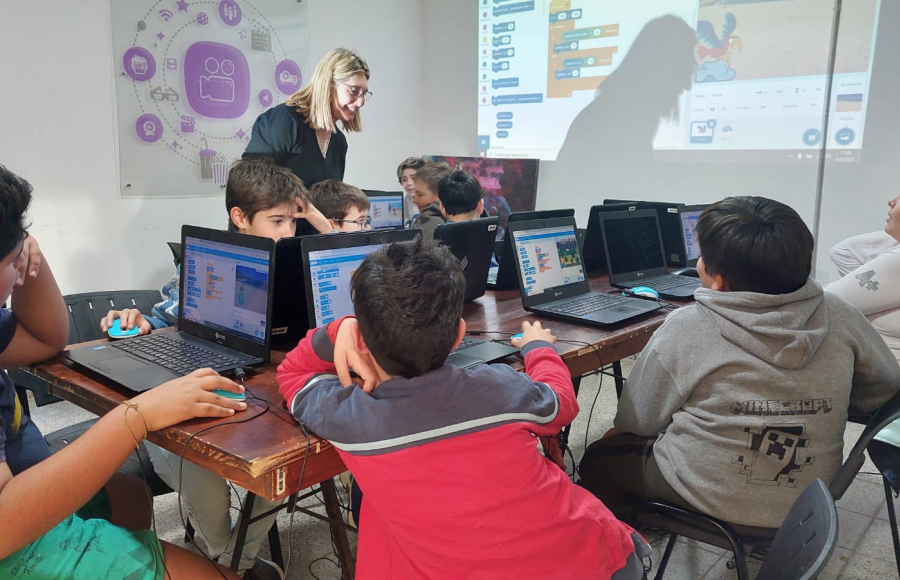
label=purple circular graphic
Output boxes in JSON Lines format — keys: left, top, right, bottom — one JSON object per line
{"left": 218, "top": 0, "right": 242, "bottom": 27}
{"left": 136, "top": 114, "right": 163, "bottom": 143}
{"left": 275, "top": 60, "right": 302, "bottom": 95}
{"left": 258, "top": 89, "right": 273, "bottom": 107}
{"left": 123, "top": 47, "right": 156, "bottom": 82}
{"left": 197, "top": 12, "right": 209, "bottom": 25}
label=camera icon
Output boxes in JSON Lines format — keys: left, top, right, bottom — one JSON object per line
{"left": 184, "top": 41, "right": 249, "bottom": 119}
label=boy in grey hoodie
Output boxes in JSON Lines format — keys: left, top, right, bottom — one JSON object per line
{"left": 580, "top": 196, "right": 900, "bottom": 530}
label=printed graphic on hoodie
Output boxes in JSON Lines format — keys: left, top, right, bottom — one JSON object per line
{"left": 732, "top": 424, "right": 814, "bottom": 487}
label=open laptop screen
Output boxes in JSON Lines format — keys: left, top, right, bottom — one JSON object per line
{"left": 680, "top": 210, "right": 703, "bottom": 262}
{"left": 511, "top": 225, "right": 585, "bottom": 297}
{"left": 367, "top": 194, "right": 404, "bottom": 229}
{"left": 182, "top": 236, "right": 271, "bottom": 345}
{"left": 603, "top": 215, "right": 666, "bottom": 274}
{"left": 307, "top": 243, "right": 383, "bottom": 326}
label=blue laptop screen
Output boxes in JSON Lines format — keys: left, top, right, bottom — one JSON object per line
{"left": 511, "top": 225, "right": 586, "bottom": 297}
{"left": 181, "top": 237, "right": 271, "bottom": 345}
{"left": 368, "top": 195, "right": 404, "bottom": 229}
{"left": 680, "top": 210, "right": 703, "bottom": 261}
{"left": 307, "top": 242, "right": 384, "bottom": 326}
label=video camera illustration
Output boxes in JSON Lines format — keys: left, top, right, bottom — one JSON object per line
{"left": 200, "top": 56, "right": 236, "bottom": 103}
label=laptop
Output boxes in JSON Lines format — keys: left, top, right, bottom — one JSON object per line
{"left": 271, "top": 236, "right": 311, "bottom": 345}
{"left": 507, "top": 217, "right": 662, "bottom": 326}
{"left": 604, "top": 199, "right": 686, "bottom": 266}
{"left": 582, "top": 203, "right": 638, "bottom": 272}
{"left": 363, "top": 190, "right": 405, "bottom": 230}
{"left": 600, "top": 209, "right": 702, "bottom": 299}
{"left": 434, "top": 217, "right": 499, "bottom": 303}
{"left": 488, "top": 208, "right": 576, "bottom": 290}
{"left": 302, "top": 229, "right": 519, "bottom": 367}
{"left": 678, "top": 204, "right": 708, "bottom": 267}
{"left": 67, "top": 226, "right": 275, "bottom": 392}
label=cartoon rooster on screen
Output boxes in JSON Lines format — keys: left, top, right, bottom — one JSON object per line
{"left": 696, "top": 12, "right": 742, "bottom": 62}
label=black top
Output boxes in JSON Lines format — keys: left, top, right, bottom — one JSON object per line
{"left": 243, "top": 103, "right": 348, "bottom": 188}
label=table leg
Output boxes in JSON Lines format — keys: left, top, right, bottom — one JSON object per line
{"left": 321, "top": 478, "right": 356, "bottom": 579}
{"left": 229, "top": 491, "right": 257, "bottom": 571}
{"left": 612, "top": 360, "right": 625, "bottom": 399}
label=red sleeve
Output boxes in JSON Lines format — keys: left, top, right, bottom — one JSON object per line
{"left": 522, "top": 342, "right": 578, "bottom": 434}
{"left": 276, "top": 316, "right": 350, "bottom": 405}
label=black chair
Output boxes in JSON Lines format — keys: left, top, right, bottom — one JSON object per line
{"left": 167, "top": 242, "right": 182, "bottom": 268}
{"left": 755, "top": 478, "right": 838, "bottom": 580}
{"left": 628, "top": 389, "right": 900, "bottom": 580}
{"left": 863, "top": 394, "right": 900, "bottom": 579}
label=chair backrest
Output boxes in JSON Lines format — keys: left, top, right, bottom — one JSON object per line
{"left": 830, "top": 389, "right": 900, "bottom": 500}
{"left": 756, "top": 478, "right": 837, "bottom": 580}
{"left": 167, "top": 242, "right": 182, "bottom": 268}
{"left": 65, "top": 290, "right": 163, "bottom": 344}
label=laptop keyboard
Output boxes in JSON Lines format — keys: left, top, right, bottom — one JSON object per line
{"left": 626, "top": 275, "right": 697, "bottom": 291}
{"left": 454, "top": 336, "right": 483, "bottom": 352}
{"left": 544, "top": 293, "right": 623, "bottom": 316}
{"left": 112, "top": 334, "right": 242, "bottom": 375}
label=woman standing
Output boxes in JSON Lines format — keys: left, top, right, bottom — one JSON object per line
{"left": 243, "top": 48, "right": 371, "bottom": 187}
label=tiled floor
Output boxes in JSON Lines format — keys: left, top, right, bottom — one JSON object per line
{"left": 25, "top": 357, "right": 900, "bottom": 579}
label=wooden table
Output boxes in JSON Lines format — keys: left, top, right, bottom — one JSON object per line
{"left": 27, "top": 272, "right": 679, "bottom": 577}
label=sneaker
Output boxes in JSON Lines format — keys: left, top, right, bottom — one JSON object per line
{"left": 242, "top": 557, "right": 285, "bottom": 580}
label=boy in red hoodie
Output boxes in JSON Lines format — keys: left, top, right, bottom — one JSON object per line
{"left": 278, "top": 239, "right": 648, "bottom": 579}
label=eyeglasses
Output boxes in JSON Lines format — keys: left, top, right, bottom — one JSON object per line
{"left": 334, "top": 215, "right": 372, "bottom": 230}
{"left": 337, "top": 81, "right": 373, "bottom": 102}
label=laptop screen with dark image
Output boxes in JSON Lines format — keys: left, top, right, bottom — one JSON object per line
{"left": 604, "top": 216, "right": 666, "bottom": 274}
{"left": 511, "top": 225, "right": 586, "bottom": 297}
{"left": 680, "top": 210, "right": 703, "bottom": 262}
{"left": 181, "top": 237, "right": 271, "bottom": 345}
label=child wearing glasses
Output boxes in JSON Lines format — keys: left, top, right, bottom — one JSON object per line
{"left": 308, "top": 180, "right": 372, "bottom": 232}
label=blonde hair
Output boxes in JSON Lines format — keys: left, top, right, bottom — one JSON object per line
{"left": 285, "top": 48, "right": 370, "bottom": 133}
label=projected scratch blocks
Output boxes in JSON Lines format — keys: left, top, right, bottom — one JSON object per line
{"left": 548, "top": 0, "right": 619, "bottom": 98}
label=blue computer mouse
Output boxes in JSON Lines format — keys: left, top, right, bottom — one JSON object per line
{"left": 213, "top": 389, "right": 247, "bottom": 401}
{"left": 511, "top": 332, "right": 524, "bottom": 340}
{"left": 630, "top": 286, "right": 660, "bottom": 299}
{"left": 107, "top": 319, "right": 141, "bottom": 340}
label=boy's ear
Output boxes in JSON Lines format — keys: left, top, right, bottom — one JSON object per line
{"left": 439, "top": 202, "right": 449, "bottom": 218}
{"left": 711, "top": 273, "right": 731, "bottom": 292}
{"left": 229, "top": 207, "right": 249, "bottom": 230}
{"left": 451, "top": 319, "right": 467, "bottom": 351}
{"left": 476, "top": 199, "right": 484, "bottom": 216}
{"left": 327, "top": 218, "right": 338, "bottom": 231}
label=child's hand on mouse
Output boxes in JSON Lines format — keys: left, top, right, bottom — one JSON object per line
{"left": 132, "top": 369, "right": 247, "bottom": 432}
{"left": 292, "top": 197, "right": 332, "bottom": 235}
{"left": 101, "top": 309, "right": 152, "bottom": 336}
{"left": 510, "top": 321, "right": 557, "bottom": 349}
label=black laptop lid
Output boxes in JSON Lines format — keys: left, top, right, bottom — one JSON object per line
{"left": 434, "top": 216, "right": 499, "bottom": 303}
{"left": 179, "top": 226, "right": 275, "bottom": 362}
{"left": 678, "top": 204, "right": 708, "bottom": 267}
{"left": 302, "top": 229, "right": 420, "bottom": 327}
{"left": 272, "top": 236, "right": 310, "bottom": 343}
{"left": 507, "top": 217, "right": 590, "bottom": 308}
{"left": 599, "top": 210, "right": 670, "bottom": 283}
{"left": 363, "top": 190, "right": 405, "bottom": 230}
{"left": 492, "top": 208, "right": 576, "bottom": 289}
{"left": 583, "top": 203, "right": 638, "bottom": 272}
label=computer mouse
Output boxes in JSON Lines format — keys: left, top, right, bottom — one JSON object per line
{"left": 671, "top": 267, "right": 700, "bottom": 278}
{"left": 511, "top": 332, "right": 524, "bottom": 340}
{"left": 107, "top": 319, "right": 141, "bottom": 340}
{"left": 628, "top": 286, "right": 660, "bottom": 299}
{"left": 213, "top": 389, "right": 246, "bottom": 401}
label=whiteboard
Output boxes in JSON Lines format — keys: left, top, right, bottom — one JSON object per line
{"left": 111, "top": 0, "right": 309, "bottom": 197}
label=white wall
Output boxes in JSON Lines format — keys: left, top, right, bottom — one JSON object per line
{"left": 419, "top": 1, "right": 900, "bottom": 284}
{"left": 0, "top": 0, "right": 423, "bottom": 295}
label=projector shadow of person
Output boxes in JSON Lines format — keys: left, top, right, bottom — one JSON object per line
{"left": 547, "top": 15, "right": 698, "bottom": 205}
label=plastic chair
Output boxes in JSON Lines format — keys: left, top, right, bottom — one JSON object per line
{"left": 755, "top": 478, "right": 838, "bottom": 580}
{"left": 628, "top": 389, "right": 900, "bottom": 580}
{"left": 863, "top": 394, "right": 900, "bottom": 579}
